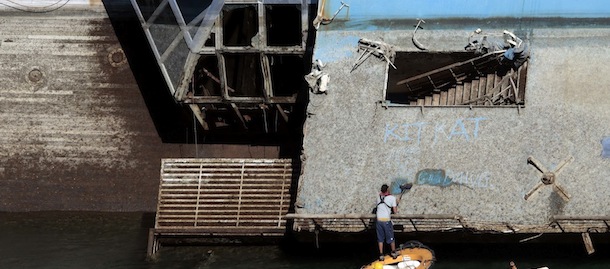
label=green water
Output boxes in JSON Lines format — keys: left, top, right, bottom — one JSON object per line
{"left": 1, "top": 212, "right": 609, "bottom": 269}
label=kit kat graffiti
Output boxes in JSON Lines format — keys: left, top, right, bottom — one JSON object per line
{"left": 384, "top": 117, "right": 487, "bottom": 145}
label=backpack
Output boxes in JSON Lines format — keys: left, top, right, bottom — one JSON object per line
{"left": 371, "top": 195, "right": 391, "bottom": 214}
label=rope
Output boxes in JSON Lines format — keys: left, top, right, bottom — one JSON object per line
{"left": 0, "top": 0, "right": 71, "bottom": 13}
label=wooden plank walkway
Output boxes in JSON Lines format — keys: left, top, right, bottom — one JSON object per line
{"left": 148, "top": 158, "right": 293, "bottom": 257}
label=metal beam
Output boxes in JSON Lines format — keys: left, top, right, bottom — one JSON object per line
{"left": 260, "top": 53, "right": 273, "bottom": 101}
{"left": 182, "top": 95, "right": 297, "bottom": 104}
{"left": 192, "top": 0, "right": 225, "bottom": 52}
{"left": 188, "top": 104, "right": 209, "bottom": 130}
{"left": 132, "top": 0, "right": 311, "bottom": 112}
{"left": 214, "top": 47, "right": 306, "bottom": 54}
{"left": 230, "top": 103, "right": 248, "bottom": 129}
{"left": 167, "top": 0, "right": 194, "bottom": 48}
{"left": 276, "top": 104, "right": 289, "bottom": 122}
{"left": 301, "top": 0, "right": 308, "bottom": 48}
{"left": 216, "top": 52, "right": 229, "bottom": 100}
{"left": 146, "top": 0, "right": 170, "bottom": 25}
{"left": 201, "top": 67, "right": 235, "bottom": 93}
{"left": 177, "top": 1, "right": 227, "bottom": 101}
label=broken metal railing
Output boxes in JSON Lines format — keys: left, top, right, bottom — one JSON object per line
{"left": 550, "top": 215, "right": 610, "bottom": 233}
{"left": 286, "top": 214, "right": 610, "bottom": 234}
{"left": 284, "top": 214, "right": 608, "bottom": 255}
{"left": 313, "top": 1, "right": 350, "bottom": 29}
{"left": 550, "top": 215, "right": 610, "bottom": 255}
{"left": 351, "top": 38, "right": 397, "bottom": 72}
{"left": 285, "top": 213, "right": 464, "bottom": 233}
{"left": 412, "top": 19, "right": 427, "bottom": 50}
{"left": 396, "top": 51, "right": 504, "bottom": 91}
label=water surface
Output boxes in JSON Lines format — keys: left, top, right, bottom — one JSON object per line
{"left": 2, "top": 212, "right": 609, "bottom": 269}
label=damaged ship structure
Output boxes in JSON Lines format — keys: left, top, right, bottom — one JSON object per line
{"left": 132, "top": 0, "right": 610, "bottom": 256}
{"left": 290, "top": 0, "right": 610, "bottom": 256}
{"left": 2, "top": 0, "right": 610, "bottom": 259}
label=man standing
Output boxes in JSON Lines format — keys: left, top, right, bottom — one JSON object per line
{"left": 375, "top": 184, "right": 398, "bottom": 261}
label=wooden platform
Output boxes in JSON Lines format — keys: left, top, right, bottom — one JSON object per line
{"left": 148, "top": 158, "right": 293, "bottom": 257}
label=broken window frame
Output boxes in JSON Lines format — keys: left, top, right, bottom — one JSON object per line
{"left": 189, "top": 2, "right": 307, "bottom": 104}
{"left": 190, "top": 1, "right": 310, "bottom": 131}
{"left": 132, "top": 0, "right": 312, "bottom": 132}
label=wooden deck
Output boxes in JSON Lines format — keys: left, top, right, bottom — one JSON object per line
{"left": 148, "top": 158, "right": 293, "bottom": 257}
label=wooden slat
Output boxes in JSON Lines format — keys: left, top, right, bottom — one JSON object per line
{"left": 455, "top": 85, "right": 463, "bottom": 104}
{"left": 494, "top": 73, "right": 502, "bottom": 87}
{"left": 159, "top": 217, "right": 288, "bottom": 222}
{"left": 440, "top": 90, "right": 448, "bottom": 105}
{"left": 158, "top": 208, "right": 291, "bottom": 213}
{"left": 500, "top": 74, "right": 509, "bottom": 100}
{"left": 476, "top": 76, "right": 486, "bottom": 105}
{"left": 431, "top": 93, "right": 440, "bottom": 105}
{"left": 484, "top": 74, "right": 494, "bottom": 104}
{"left": 517, "top": 62, "right": 528, "bottom": 102}
{"left": 159, "top": 205, "right": 288, "bottom": 209}
{"left": 160, "top": 194, "right": 286, "bottom": 199}
{"left": 161, "top": 182, "right": 290, "bottom": 187}
{"left": 155, "top": 227, "right": 286, "bottom": 233}
{"left": 462, "top": 82, "right": 470, "bottom": 103}
{"left": 424, "top": 96, "right": 432, "bottom": 105}
{"left": 463, "top": 80, "right": 473, "bottom": 103}
{"left": 159, "top": 202, "right": 291, "bottom": 207}
{"left": 163, "top": 166, "right": 290, "bottom": 171}
{"left": 447, "top": 88, "right": 455, "bottom": 105}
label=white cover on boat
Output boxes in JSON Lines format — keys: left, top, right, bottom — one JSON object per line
{"left": 398, "top": 260, "right": 421, "bottom": 269}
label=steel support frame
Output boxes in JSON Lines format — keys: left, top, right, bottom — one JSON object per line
{"left": 131, "top": 0, "right": 310, "bottom": 129}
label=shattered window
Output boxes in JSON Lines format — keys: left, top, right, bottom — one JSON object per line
{"left": 386, "top": 31, "right": 529, "bottom": 107}
{"left": 222, "top": 5, "right": 258, "bottom": 47}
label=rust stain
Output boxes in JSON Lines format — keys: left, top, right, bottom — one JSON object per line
{"left": 89, "top": 0, "right": 103, "bottom": 6}
{"left": 107, "top": 47, "right": 127, "bottom": 67}
{"left": 318, "top": 0, "right": 329, "bottom": 20}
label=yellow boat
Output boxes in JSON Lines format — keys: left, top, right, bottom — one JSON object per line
{"left": 361, "top": 241, "right": 435, "bottom": 269}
